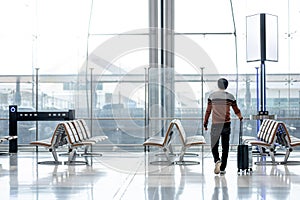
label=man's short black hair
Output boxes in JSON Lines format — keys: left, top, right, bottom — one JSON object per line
{"left": 217, "top": 78, "right": 228, "bottom": 90}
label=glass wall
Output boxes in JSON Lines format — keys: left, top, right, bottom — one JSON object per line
{"left": 0, "top": 0, "right": 300, "bottom": 150}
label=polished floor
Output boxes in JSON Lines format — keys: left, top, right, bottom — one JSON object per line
{"left": 1, "top": 148, "right": 300, "bottom": 200}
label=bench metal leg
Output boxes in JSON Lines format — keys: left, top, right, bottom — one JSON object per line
{"left": 270, "top": 150, "right": 276, "bottom": 163}
{"left": 254, "top": 147, "right": 280, "bottom": 165}
{"left": 52, "top": 149, "right": 59, "bottom": 162}
{"left": 282, "top": 148, "right": 291, "bottom": 163}
{"left": 149, "top": 147, "right": 174, "bottom": 165}
{"left": 64, "top": 149, "right": 87, "bottom": 165}
{"left": 174, "top": 146, "right": 200, "bottom": 165}
{"left": 155, "top": 145, "right": 175, "bottom": 157}
{"left": 80, "top": 146, "right": 103, "bottom": 157}
{"left": 280, "top": 148, "right": 300, "bottom": 165}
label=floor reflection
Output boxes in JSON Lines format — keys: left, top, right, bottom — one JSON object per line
{"left": 1, "top": 151, "right": 300, "bottom": 199}
{"left": 212, "top": 176, "right": 228, "bottom": 200}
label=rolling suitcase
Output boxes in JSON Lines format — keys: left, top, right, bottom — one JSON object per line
{"left": 237, "top": 121, "right": 252, "bottom": 174}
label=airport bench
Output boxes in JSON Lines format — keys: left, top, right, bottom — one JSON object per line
{"left": 30, "top": 123, "right": 68, "bottom": 164}
{"left": 242, "top": 119, "right": 300, "bottom": 164}
{"left": 173, "top": 119, "right": 206, "bottom": 165}
{"left": 272, "top": 121, "right": 300, "bottom": 164}
{"left": 0, "top": 136, "right": 18, "bottom": 143}
{"left": 0, "top": 135, "right": 18, "bottom": 155}
{"left": 242, "top": 119, "right": 279, "bottom": 164}
{"left": 63, "top": 120, "right": 108, "bottom": 163}
{"left": 30, "top": 119, "right": 108, "bottom": 164}
{"left": 143, "top": 119, "right": 176, "bottom": 164}
{"left": 31, "top": 121, "right": 88, "bottom": 164}
{"left": 143, "top": 119, "right": 206, "bottom": 165}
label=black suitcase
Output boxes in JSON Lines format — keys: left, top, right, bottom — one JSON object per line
{"left": 237, "top": 121, "right": 252, "bottom": 173}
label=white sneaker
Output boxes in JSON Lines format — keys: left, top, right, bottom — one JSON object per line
{"left": 214, "top": 161, "right": 222, "bottom": 174}
{"left": 220, "top": 170, "right": 226, "bottom": 175}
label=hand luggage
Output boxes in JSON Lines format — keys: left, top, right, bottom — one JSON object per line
{"left": 237, "top": 121, "right": 252, "bottom": 174}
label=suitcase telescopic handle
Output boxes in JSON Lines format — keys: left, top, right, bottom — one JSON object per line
{"left": 239, "top": 120, "right": 243, "bottom": 145}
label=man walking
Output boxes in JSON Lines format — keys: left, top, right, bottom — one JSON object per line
{"left": 203, "top": 78, "right": 243, "bottom": 175}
